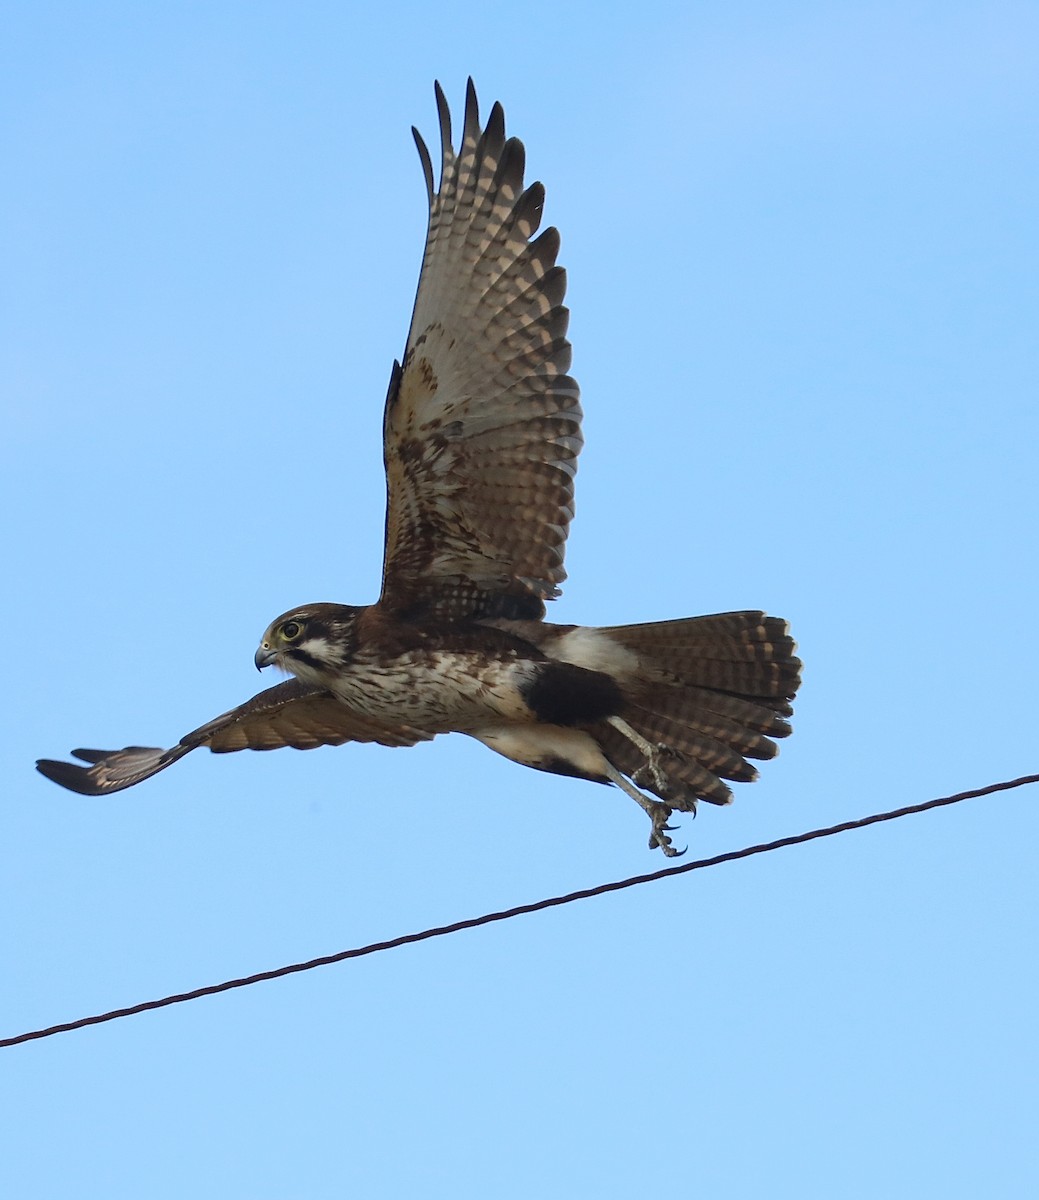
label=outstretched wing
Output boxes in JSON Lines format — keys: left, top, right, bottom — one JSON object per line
{"left": 379, "top": 79, "right": 582, "bottom": 623}
{"left": 36, "top": 679, "right": 433, "bottom": 796}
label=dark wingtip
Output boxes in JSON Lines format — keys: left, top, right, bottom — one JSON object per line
{"left": 434, "top": 79, "right": 451, "bottom": 151}
{"left": 412, "top": 126, "right": 434, "bottom": 203}
{"left": 36, "top": 757, "right": 106, "bottom": 796}
{"left": 464, "top": 78, "right": 480, "bottom": 138}
{"left": 71, "top": 748, "right": 110, "bottom": 764}
{"left": 36, "top": 744, "right": 172, "bottom": 796}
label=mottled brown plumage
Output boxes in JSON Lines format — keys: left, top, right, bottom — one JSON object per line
{"left": 37, "top": 81, "right": 801, "bottom": 855}
{"left": 381, "top": 82, "right": 580, "bottom": 622}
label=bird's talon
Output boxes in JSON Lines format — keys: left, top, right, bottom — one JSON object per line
{"left": 652, "top": 833, "right": 676, "bottom": 856}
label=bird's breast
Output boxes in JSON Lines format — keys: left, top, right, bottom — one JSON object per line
{"left": 325, "top": 648, "right": 539, "bottom": 733}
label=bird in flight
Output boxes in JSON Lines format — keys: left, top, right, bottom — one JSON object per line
{"left": 37, "top": 80, "right": 801, "bottom": 855}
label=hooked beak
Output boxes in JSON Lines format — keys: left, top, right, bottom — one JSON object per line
{"left": 254, "top": 644, "right": 278, "bottom": 671}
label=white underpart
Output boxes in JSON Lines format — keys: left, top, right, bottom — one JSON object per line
{"left": 292, "top": 637, "right": 340, "bottom": 666}
{"left": 470, "top": 724, "right": 610, "bottom": 779}
{"left": 544, "top": 626, "right": 641, "bottom": 680}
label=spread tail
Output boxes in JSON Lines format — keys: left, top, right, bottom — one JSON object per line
{"left": 593, "top": 611, "right": 801, "bottom": 812}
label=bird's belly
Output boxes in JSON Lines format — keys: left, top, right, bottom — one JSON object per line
{"left": 326, "top": 650, "right": 536, "bottom": 732}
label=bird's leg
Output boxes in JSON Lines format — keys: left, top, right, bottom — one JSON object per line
{"left": 605, "top": 716, "right": 681, "bottom": 798}
{"left": 601, "top": 760, "right": 683, "bottom": 857}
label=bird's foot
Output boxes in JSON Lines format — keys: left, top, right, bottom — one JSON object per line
{"left": 602, "top": 759, "right": 686, "bottom": 857}
{"left": 646, "top": 804, "right": 685, "bottom": 857}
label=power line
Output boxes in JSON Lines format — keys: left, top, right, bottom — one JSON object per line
{"left": 3, "top": 772, "right": 1035, "bottom": 1050}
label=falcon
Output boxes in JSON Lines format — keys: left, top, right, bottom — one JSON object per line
{"left": 37, "top": 81, "right": 801, "bottom": 855}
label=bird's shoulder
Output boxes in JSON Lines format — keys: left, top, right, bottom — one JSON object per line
{"left": 357, "top": 604, "right": 551, "bottom": 663}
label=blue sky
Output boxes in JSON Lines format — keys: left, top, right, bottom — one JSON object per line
{"left": 3, "top": 2, "right": 1037, "bottom": 1196}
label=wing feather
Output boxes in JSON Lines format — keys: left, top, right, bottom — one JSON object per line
{"left": 380, "top": 79, "right": 582, "bottom": 622}
{"left": 36, "top": 679, "right": 433, "bottom": 796}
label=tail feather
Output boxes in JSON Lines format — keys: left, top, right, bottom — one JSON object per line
{"left": 629, "top": 695, "right": 780, "bottom": 761}
{"left": 595, "top": 719, "right": 734, "bottom": 811}
{"left": 603, "top": 611, "right": 793, "bottom": 648}
{"left": 640, "top": 655, "right": 799, "bottom": 698}
{"left": 676, "top": 686, "right": 792, "bottom": 739}
{"left": 602, "top": 609, "right": 796, "bottom": 700}
{"left": 604, "top": 610, "right": 801, "bottom": 704}
{"left": 594, "top": 610, "right": 801, "bottom": 811}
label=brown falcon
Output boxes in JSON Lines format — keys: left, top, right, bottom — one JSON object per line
{"left": 37, "top": 81, "right": 801, "bottom": 855}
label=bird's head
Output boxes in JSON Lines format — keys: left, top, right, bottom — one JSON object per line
{"left": 254, "top": 603, "right": 360, "bottom": 685}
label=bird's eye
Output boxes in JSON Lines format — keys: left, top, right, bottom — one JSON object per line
{"left": 281, "top": 620, "right": 302, "bottom": 641}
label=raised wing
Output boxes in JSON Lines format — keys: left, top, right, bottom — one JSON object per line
{"left": 36, "top": 679, "right": 433, "bottom": 796}
{"left": 379, "top": 79, "right": 582, "bottom": 623}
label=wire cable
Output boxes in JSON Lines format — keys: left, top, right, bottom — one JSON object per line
{"left": 3, "top": 772, "right": 1035, "bottom": 1050}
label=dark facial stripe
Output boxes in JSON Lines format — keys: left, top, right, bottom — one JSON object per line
{"left": 287, "top": 647, "right": 330, "bottom": 672}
